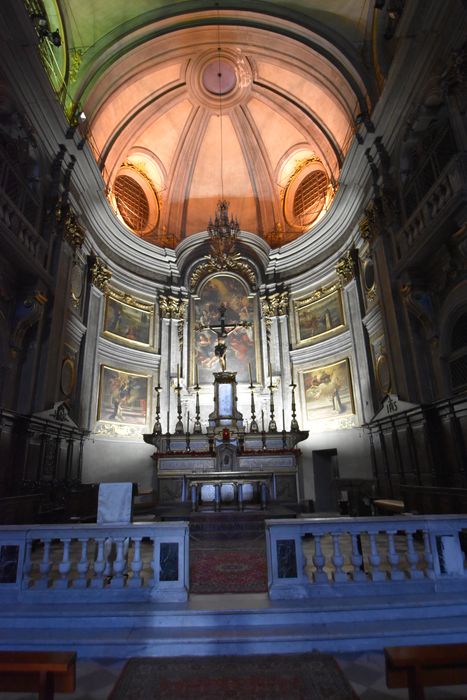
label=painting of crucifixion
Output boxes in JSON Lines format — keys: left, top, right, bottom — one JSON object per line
{"left": 193, "top": 274, "right": 256, "bottom": 384}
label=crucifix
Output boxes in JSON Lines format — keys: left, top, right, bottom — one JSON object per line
{"left": 210, "top": 303, "right": 239, "bottom": 371}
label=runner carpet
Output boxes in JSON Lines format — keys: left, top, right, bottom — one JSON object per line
{"left": 108, "top": 653, "right": 359, "bottom": 700}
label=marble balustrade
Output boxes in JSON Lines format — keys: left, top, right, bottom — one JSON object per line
{"left": 0, "top": 522, "right": 189, "bottom": 602}
{"left": 266, "top": 515, "right": 467, "bottom": 599}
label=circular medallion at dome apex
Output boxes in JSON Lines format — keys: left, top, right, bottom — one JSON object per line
{"left": 202, "top": 60, "right": 237, "bottom": 95}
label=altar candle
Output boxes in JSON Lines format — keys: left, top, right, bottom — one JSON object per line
{"left": 195, "top": 365, "right": 199, "bottom": 386}
{"left": 248, "top": 363, "right": 253, "bottom": 385}
{"left": 186, "top": 411, "right": 190, "bottom": 433}
{"left": 177, "top": 363, "right": 180, "bottom": 383}
{"left": 269, "top": 361, "right": 272, "bottom": 380}
{"left": 261, "top": 409, "right": 265, "bottom": 431}
{"left": 282, "top": 408, "right": 286, "bottom": 432}
{"left": 167, "top": 409, "right": 170, "bottom": 433}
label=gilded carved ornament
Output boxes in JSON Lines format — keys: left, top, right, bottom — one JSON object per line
{"left": 107, "top": 288, "right": 154, "bottom": 313}
{"left": 63, "top": 210, "right": 85, "bottom": 251}
{"left": 260, "top": 290, "right": 289, "bottom": 317}
{"left": 294, "top": 282, "right": 341, "bottom": 310}
{"left": 335, "top": 252, "right": 356, "bottom": 284}
{"left": 159, "top": 294, "right": 187, "bottom": 320}
{"left": 189, "top": 257, "right": 256, "bottom": 292}
{"left": 89, "top": 257, "right": 112, "bottom": 293}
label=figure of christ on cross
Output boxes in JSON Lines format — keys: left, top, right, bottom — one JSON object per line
{"left": 201, "top": 303, "right": 251, "bottom": 372}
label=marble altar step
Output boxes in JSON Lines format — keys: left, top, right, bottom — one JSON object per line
{"left": 3, "top": 593, "right": 467, "bottom": 657}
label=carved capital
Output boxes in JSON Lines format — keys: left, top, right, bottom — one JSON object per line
{"left": 159, "top": 294, "right": 187, "bottom": 320}
{"left": 336, "top": 251, "right": 356, "bottom": 284}
{"left": 260, "top": 289, "right": 289, "bottom": 317}
{"left": 89, "top": 256, "right": 111, "bottom": 293}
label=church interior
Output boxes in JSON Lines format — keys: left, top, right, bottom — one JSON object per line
{"left": 1, "top": 0, "right": 467, "bottom": 697}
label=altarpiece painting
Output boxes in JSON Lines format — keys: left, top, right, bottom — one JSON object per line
{"left": 193, "top": 274, "right": 256, "bottom": 384}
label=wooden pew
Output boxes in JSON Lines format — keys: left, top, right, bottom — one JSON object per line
{"left": 0, "top": 651, "right": 76, "bottom": 700}
{"left": 385, "top": 643, "right": 467, "bottom": 700}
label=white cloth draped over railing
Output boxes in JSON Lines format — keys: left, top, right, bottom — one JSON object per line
{"left": 0, "top": 522, "right": 189, "bottom": 602}
{"left": 265, "top": 515, "right": 467, "bottom": 599}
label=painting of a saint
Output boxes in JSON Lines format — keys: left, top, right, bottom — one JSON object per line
{"left": 104, "top": 296, "right": 152, "bottom": 347}
{"left": 193, "top": 275, "right": 255, "bottom": 383}
{"left": 303, "top": 359, "right": 355, "bottom": 431}
{"left": 98, "top": 367, "right": 149, "bottom": 425}
{"left": 295, "top": 289, "right": 345, "bottom": 345}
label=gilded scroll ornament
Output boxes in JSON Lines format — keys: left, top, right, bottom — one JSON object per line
{"left": 63, "top": 210, "right": 85, "bottom": 251}
{"left": 336, "top": 251, "right": 356, "bottom": 284}
{"left": 90, "top": 257, "right": 112, "bottom": 293}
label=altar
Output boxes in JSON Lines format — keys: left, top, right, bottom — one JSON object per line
{"left": 144, "top": 371, "right": 308, "bottom": 511}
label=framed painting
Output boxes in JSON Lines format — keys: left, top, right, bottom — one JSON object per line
{"left": 192, "top": 274, "right": 256, "bottom": 384}
{"left": 97, "top": 366, "right": 150, "bottom": 425}
{"left": 294, "top": 287, "right": 345, "bottom": 345}
{"left": 104, "top": 292, "right": 153, "bottom": 348}
{"left": 302, "top": 358, "right": 355, "bottom": 430}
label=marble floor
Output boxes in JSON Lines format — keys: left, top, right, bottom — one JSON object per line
{"left": 2, "top": 651, "right": 467, "bottom": 699}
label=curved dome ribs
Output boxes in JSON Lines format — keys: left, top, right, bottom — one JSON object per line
{"left": 70, "top": 7, "right": 371, "bottom": 247}
{"left": 97, "top": 82, "right": 187, "bottom": 175}
{"left": 231, "top": 105, "right": 281, "bottom": 238}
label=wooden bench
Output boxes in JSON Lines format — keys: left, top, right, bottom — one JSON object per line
{"left": 0, "top": 651, "right": 76, "bottom": 700}
{"left": 385, "top": 643, "right": 467, "bottom": 700}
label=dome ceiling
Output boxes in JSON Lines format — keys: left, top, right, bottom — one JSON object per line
{"left": 42, "top": 1, "right": 376, "bottom": 248}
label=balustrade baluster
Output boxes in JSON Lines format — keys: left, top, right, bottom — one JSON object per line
{"left": 110, "top": 537, "right": 127, "bottom": 587}
{"left": 91, "top": 538, "right": 106, "bottom": 588}
{"left": 368, "top": 532, "right": 385, "bottom": 581}
{"left": 55, "top": 538, "right": 71, "bottom": 588}
{"left": 422, "top": 530, "right": 435, "bottom": 579}
{"left": 350, "top": 533, "right": 366, "bottom": 581}
{"left": 23, "top": 540, "right": 33, "bottom": 588}
{"left": 331, "top": 533, "right": 347, "bottom": 582}
{"left": 128, "top": 537, "right": 143, "bottom": 588}
{"left": 387, "top": 531, "right": 404, "bottom": 580}
{"left": 312, "top": 534, "right": 328, "bottom": 582}
{"left": 406, "top": 531, "right": 424, "bottom": 579}
{"left": 74, "top": 538, "right": 89, "bottom": 588}
{"left": 149, "top": 538, "right": 158, "bottom": 586}
{"left": 36, "top": 538, "right": 52, "bottom": 589}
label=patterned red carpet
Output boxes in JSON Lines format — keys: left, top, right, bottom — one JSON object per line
{"left": 189, "top": 540, "right": 268, "bottom": 593}
{"left": 108, "top": 653, "right": 359, "bottom": 699}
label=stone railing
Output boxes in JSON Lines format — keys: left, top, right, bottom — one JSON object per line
{"left": 266, "top": 515, "right": 467, "bottom": 599}
{"left": 395, "top": 153, "right": 467, "bottom": 262}
{"left": 0, "top": 522, "right": 189, "bottom": 602}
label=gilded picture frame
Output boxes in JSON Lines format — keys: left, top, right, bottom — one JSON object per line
{"left": 294, "top": 286, "right": 345, "bottom": 346}
{"left": 302, "top": 358, "right": 355, "bottom": 430}
{"left": 97, "top": 366, "right": 150, "bottom": 425}
{"left": 191, "top": 273, "right": 258, "bottom": 385}
{"left": 103, "top": 290, "right": 154, "bottom": 348}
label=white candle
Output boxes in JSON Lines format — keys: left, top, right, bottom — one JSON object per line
{"left": 196, "top": 365, "right": 199, "bottom": 386}
{"left": 282, "top": 409, "right": 285, "bottom": 432}
{"left": 248, "top": 363, "right": 253, "bottom": 385}
{"left": 177, "top": 363, "right": 180, "bottom": 383}
{"left": 167, "top": 409, "right": 170, "bottom": 433}
{"left": 186, "top": 411, "right": 190, "bottom": 433}
{"left": 261, "top": 409, "right": 265, "bottom": 431}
